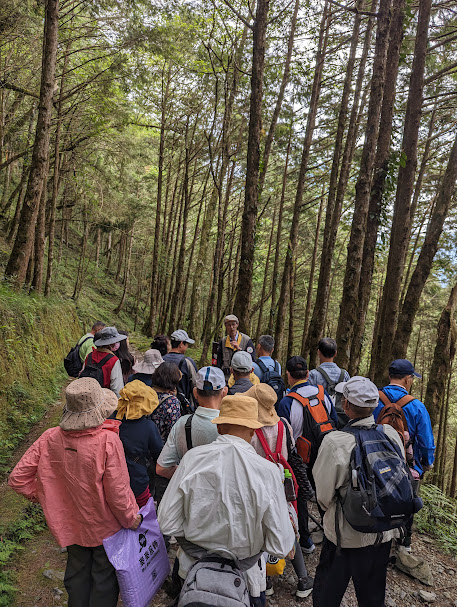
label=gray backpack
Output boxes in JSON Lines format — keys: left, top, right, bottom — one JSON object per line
{"left": 316, "top": 366, "right": 348, "bottom": 429}
{"left": 178, "top": 555, "right": 251, "bottom": 607}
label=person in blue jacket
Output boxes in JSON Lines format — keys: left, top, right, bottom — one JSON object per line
{"left": 373, "top": 359, "right": 435, "bottom": 552}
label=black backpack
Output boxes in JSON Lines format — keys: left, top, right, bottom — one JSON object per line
{"left": 64, "top": 335, "right": 92, "bottom": 377}
{"left": 79, "top": 352, "right": 114, "bottom": 387}
{"left": 337, "top": 423, "right": 422, "bottom": 542}
{"left": 316, "top": 366, "right": 348, "bottom": 429}
{"left": 256, "top": 359, "right": 285, "bottom": 404}
{"left": 177, "top": 357, "right": 194, "bottom": 414}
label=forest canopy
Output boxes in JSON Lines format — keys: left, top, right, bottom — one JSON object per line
{"left": 1, "top": 0, "right": 457, "bottom": 492}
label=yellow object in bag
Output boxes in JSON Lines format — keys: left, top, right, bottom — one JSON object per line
{"left": 265, "top": 554, "right": 286, "bottom": 576}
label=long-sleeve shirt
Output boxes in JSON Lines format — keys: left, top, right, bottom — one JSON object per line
{"left": 308, "top": 362, "right": 350, "bottom": 390}
{"left": 8, "top": 425, "right": 138, "bottom": 547}
{"left": 158, "top": 434, "right": 295, "bottom": 595}
{"left": 373, "top": 385, "right": 435, "bottom": 476}
{"left": 313, "top": 416, "right": 403, "bottom": 548}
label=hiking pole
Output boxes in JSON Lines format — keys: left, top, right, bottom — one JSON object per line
{"left": 307, "top": 511, "right": 324, "bottom": 531}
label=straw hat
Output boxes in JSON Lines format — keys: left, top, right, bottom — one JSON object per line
{"left": 116, "top": 380, "right": 159, "bottom": 420}
{"left": 245, "top": 384, "right": 280, "bottom": 427}
{"left": 132, "top": 349, "right": 164, "bottom": 375}
{"left": 60, "top": 378, "right": 118, "bottom": 431}
{"left": 211, "top": 395, "right": 264, "bottom": 429}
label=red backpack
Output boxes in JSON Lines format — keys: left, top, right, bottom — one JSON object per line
{"left": 255, "top": 421, "right": 298, "bottom": 513}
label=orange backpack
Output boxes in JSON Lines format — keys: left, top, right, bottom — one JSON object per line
{"left": 288, "top": 385, "right": 335, "bottom": 465}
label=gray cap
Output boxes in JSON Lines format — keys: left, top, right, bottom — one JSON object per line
{"left": 335, "top": 376, "right": 379, "bottom": 408}
{"left": 170, "top": 329, "right": 195, "bottom": 344}
{"left": 231, "top": 351, "right": 253, "bottom": 373}
{"left": 93, "top": 326, "right": 127, "bottom": 347}
{"left": 224, "top": 314, "right": 239, "bottom": 324}
{"left": 196, "top": 366, "right": 226, "bottom": 391}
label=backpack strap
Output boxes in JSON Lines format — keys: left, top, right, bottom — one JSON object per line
{"left": 97, "top": 353, "right": 114, "bottom": 368}
{"left": 78, "top": 335, "right": 92, "bottom": 348}
{"left": 275, "top": 420, "right": 284, "bottom": 455}
{"left": 396, "top": 394, "right": 415, "bottom": 408}
{"left": 255, "top": 427, "right": 277, "bottom": 463}
{"left": 378, "top": 390, "right": 415, "bottom": 409}
{"left": 256, "top": 359, "right": 268, "bottom": 376}
{"left": 289, "top": 386, "right": 334, "bottom": 433}
{"left": 339, "top": 368, "right": 346, "bottom": 382}
{"left": 316, "top": 366, "right": 332, "bottom": 387}
{"left": 185, "top": 414, "right": 194, "bottom": 451}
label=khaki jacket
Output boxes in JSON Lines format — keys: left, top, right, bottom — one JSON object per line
{"left": 312, "top": 415, "right": 404, "bottom": 548}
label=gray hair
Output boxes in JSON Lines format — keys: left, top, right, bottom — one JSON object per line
{"left": 258, "top": 335, "right": 275, "bottom": 353}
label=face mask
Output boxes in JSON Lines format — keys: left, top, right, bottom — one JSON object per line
{"left": 111, "top": 342, "right": 120, "bottom": 352}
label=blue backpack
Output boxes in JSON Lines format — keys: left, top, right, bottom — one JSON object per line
{"left": 338, "top": 423, "right": 423, "bottom": 536}
{"left": 256, "top": 359, "right": 285, "bottom": 405}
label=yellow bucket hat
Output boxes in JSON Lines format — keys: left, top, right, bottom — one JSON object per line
{"left": 116, "top": 380, "right": 159, "bottom": 420}
{"left": 211, "top": 395, "right": 264, "bottom": 429}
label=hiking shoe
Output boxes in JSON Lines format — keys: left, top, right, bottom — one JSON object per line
{"left": 300, "top": 537, "right": 316, "bottom": 554}
{"left": 397, "top": 544, "right": 412, "bottom": 555}
{"left": 296, "top": 576, "right": 313, "bottom": 599}
{"left": 265, "top": 576, "right": 274, "bottom": 597}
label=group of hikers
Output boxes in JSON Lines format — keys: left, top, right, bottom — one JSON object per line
{"left": 8, "top": 314, "right": 436, "bottom": 607}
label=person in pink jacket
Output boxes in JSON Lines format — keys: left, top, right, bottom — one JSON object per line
{"left": 8, "top": 377, "right": 141, "bottom": 607}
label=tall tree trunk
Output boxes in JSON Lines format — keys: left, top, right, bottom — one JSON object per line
{"left": 335, "top": 0, "right": 393, "bottom": 370}
{"left": 267, "top": 122, "right": 293, "bottom": 335}
{"left": 233, "top": 0, "right": 270, "bottom": 332}
{"left": 372, "top": 0, "right": 433, "bottom": 385}
{"left": 114, "top": 225, "right": 134, "bottom": 315}
{"left": 145, "top": 63, "right": 171, "bottom": 335}
{"left": 258, "top": 0, "right": 299, "bottom": 195}
{"left": 392, "top": 131, "right": 457, "bottom": 357}
{"left": 424, "top": 281, "right": 457, "bottom": 427}
{"left": 286, "top": 255, "right": 296, "bottom": 361}
{"left": 31, "top": 160, "right": 49, "bottom": 293}
{"left": 305, "top": 0, "right": 376, "bottom": 362}
{"left": 349, "top": 0, "right": 406, "bottom": 374}
{"left": 438, "top": 370, "right": 451, "bottom": 491}
{"left": 449, "top": 435, "right": 457, "bottom": 498}
{"left": 44, "top": 33, "right": 71, "bottom": 297}
{"left": 301, "top": 188, "right": 325, "bottom": 356}
{"left": 274, "top": 4, "right": 329, "bottom": 356}
{"left": 4, "top": 0, "right": 59, "bottom": 286}
{"left": 72, "top": 210, "right": 89, "bottom": 301}
{"left": 255, "top": 201, "right": 277, "bottom": 340}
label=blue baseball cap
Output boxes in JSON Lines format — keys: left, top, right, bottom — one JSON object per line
{"left": 389, "top": 359, "right": 422, "bottom": 379}
{"left": 196, "top": 366, "right": 226, "bottom": 391}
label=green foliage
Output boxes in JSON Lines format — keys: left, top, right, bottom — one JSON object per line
{"left": 416, "top": 484, "right": 457, "bottom": 555}
{"left": 0, "top": 503, "right": 46, "bottom": 606}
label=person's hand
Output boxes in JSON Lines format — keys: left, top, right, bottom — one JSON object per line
{"left": 130, "top": 514, "right": 142, "bottom": 530}
{"left": 230, "top": 340, "right": 240, "bottom": 351}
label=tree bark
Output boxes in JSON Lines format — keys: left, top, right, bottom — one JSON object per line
{"left": 301, "top": 187, "right": 325, "bottom": 356}
{"left": 4, "top": 0, "right": 59, "bottom": 286}
{"left": 305, "top": 0, "right": 376, "bottom": 362}
{"left": 449, "top": 435, "right": 457, "bottom": 498}
{"left": 274, "top": 4, "right": 329, "bottom": 357}
{"left": 145, "top": 63, "right": 171, "bottom": 336}
{"left": 424, "top": 281, "right": 457, "bottom": 427}
{"left": 233, "top": 0, "right": 270, "bottom": 332}
{"left": 349, "top": 0, "right": 406, "bottom": 374}
{"left": 372, "top": 0, "right": 433, "bottom": 385}
{"left": 258, "top": 0, "right": 299, "bottom": 196}
{"left": 31, "top": 162, "right": 49, "bottom": 293}
{"left": 335, "top": 0, "right": 393, "bottom": 370}
{"left": 114, "top": 225, "right": 134, "bottom": 315}
{"left": 393, "top": 131, "right": 457, "bottom": 358}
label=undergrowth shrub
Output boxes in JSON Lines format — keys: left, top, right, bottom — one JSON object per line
{"left": 416, "top": 483, "right": 457, "bottom": 555}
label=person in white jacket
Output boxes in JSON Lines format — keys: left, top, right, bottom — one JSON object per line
{"left": 158, "top": 394, "right": 295, "bottom": 606}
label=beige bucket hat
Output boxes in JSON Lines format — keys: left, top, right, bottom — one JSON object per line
{"left": 132, "top": 349, "right": 164, "bottom": 375}
{"left": 245, "top": 383, "right": 280, "bottom": 427}
{"left": 211, "top": 395, "right": 264, "bottom": 429}
{"left": 60, "top": 378, "right": 118, "bottom": 431}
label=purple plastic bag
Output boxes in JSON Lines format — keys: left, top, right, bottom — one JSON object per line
{"left": 103, "top": 499, "right": 170, "bottom": 607}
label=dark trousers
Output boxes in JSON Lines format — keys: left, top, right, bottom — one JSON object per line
{"left": 313, "top": 537, "right": 392, "bottom": 607}
{"left": 64, "top": 544, "right": 118, "bottom": 607}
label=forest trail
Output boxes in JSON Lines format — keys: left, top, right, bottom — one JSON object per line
{"left": 3, "top": 397, "right": 457, "bottom": 607}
